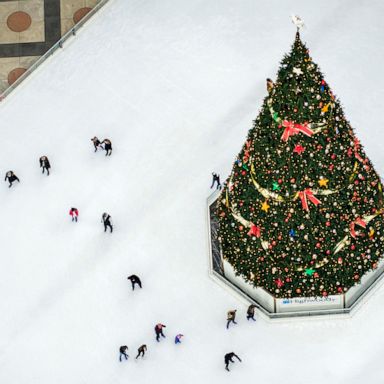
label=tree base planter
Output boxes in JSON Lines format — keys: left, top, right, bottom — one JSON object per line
{"left": 208, "top": 191, "right": 384, "bottom": 319}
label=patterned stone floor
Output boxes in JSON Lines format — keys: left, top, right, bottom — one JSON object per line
{"left": 0, "top": 0, "right": 101, "bottom": 93}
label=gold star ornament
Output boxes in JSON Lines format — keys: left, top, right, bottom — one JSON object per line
{"left": 318, "top": 178, "right": 329, "bottom": 187}
{"left": 261, "top": 200, "right": 270, "bottom": 212}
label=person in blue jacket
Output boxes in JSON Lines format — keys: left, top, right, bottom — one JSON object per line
{"left": 174, "top": 334, "right": 184, "bottom": 344}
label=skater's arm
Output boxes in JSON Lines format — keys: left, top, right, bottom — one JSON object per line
{"left": 234, "top": 354, "right": 241, "bottom": 362}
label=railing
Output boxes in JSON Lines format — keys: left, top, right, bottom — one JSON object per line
{"left": 0, "top": 0, "right": 111, "bottom": 102}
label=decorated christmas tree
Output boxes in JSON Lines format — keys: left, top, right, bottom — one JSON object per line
{"left": 217, "top": 29, "right": 384, "bottom": 298}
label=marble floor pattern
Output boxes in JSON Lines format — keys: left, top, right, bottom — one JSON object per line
{"left": 0, "top": 0, "right": 101, "bottom": 93}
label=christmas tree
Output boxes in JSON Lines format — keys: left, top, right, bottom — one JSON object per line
{"left": 217, "top": 30, "right": 384, "bottom": 298}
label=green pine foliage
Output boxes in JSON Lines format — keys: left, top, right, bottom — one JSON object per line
{"left": 217, "top": 32, "right": 384, "bottom": 298}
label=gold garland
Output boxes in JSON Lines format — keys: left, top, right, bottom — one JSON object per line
{"left": 266, "top": 97, "right": 331, "bottom": 135}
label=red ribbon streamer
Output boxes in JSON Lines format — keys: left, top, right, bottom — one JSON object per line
{"left": 243, "top": 140, "right": 251, "bottom": 163}
{"left": 354, "top": 138, "right": 369, "bottom": 170}
{"left": 298, "top": 189, "right": 321, "bottom": 211}
{"left": 281, "top": 120, "right": 314, "bottom": 142}
{"left": 350, "top": 217, "right": 367, "bottom": 239}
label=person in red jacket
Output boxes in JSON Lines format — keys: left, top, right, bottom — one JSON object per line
{"left": 69, "top": 207, "right": 79, "bottom": 222}
{"left": 154, "top": 323, "right": 166, "bottom": 342}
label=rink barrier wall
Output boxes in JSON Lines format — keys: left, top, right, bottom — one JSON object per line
{"left": 0, "top": 0, "right": 111, "bottom": 101}
{"left": 207, "top": 191, "right": 384, "bottom": 319}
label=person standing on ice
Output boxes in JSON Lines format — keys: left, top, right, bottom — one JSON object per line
{"left": 226, "top": 310, "right": 237, "bottom": 329}
{"left": 4, "top": 171, "right": 20, "bottom": 188}
{"left": 246, "top": 304, "right": 258, "bottom": 321}
{"left": 91, "top": 136, "right": 101, "bottom": 152}
{"left": 210, "top": 172, "right": 221, "bottom": 190}
{"left": 155, "top": 323, "right": 166, "bottom": 342}
{"left": 127, "top": 274, "right": 142, "bottom": 290}
{"left": 39, "top": 156, "right": 51, "bottom": 175}
{"left": 102, "top": 212, "right": 113, "bottom": 233}
{"left": 101, "top": 138, "right": 112, "bottom": 156}
{"left": 135, "top": 344, "right": 147, "bottom": 359}
{"left": 174, "top": 334, "right": 183, "bottom": 344}
{"left": 224, "top": 352, "right": 241, "bottom": 371}
{"left": 119, "top": 345, "right": 129, "bottom": 362}
{"left": 69, "top": 207, "right": 79, "bottom": 222}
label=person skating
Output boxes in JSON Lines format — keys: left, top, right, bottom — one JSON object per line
{"left": 224, "top": 352, "right": 241, "bottom": 371}
{"left": 127, "top": 275, "right": 142, "bottom": 290}
{"left": 69, "top": 207, "right": 79, "bottom": 222}
{"left": 155, "top": 323, "right": 166, "bottom": 342}
{"left": 226, "top": 310, "right": 237, "bottom": 329}
{"left": 39, "top": 156, "right": 51, "bottom": 175}
{"left": 102, "top": 212, "right": 113, "bottom": 233}
{"left": 4, "top": 171, "right": 20, "bottom": 188}
{"left": 135, "top": 344, "right": 147, "bottom": 359}
{"left": 246, "top": 304, "right": 258, "bottom": 321}
{"left": 101, "top": 138, "right": 112, "bottom": 156}
{"left": 91, "top": 136, "right": 101, "bottom": 152}
{"left": 174, "top": 334, "right": 184, "bottom": 344}
{"left": 119, "top": 345, "right": 129, "bottom": 362}
{"left": 210, "top": 172, "right": 221, "bottom": 190}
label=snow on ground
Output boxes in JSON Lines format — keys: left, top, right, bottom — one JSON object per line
{"left": 1, "top": 0, "right": 384, "bottom": 383}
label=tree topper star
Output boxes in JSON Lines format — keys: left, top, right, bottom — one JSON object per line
{"left": 291, "top": 15, "right": 305, "bottom": 30}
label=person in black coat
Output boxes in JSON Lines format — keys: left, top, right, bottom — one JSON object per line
{"left": 210, "top": 172, "right": 221, "bottom": 190}
{"left": 91, "top": 137, "right": 101, "bottom": 152}
{"left": 39, "top": 156, "right": 51, "bottom": 175}
{"left": 154, "top": 324, "right": 166, "bottom": 342}
{"left": 101, "top": 138, "right": 112, "bottom": 156}
{"left": 119, "top": 345, "right": 129, "bottom": 362}
{"left": 246, "top": 304, "right": 258, "bottom": 321}
{"left": 135, "top": 344, "right": 147, "bottom": 359}
{"left": 224, "top": 352, "right": 241, "bottom": 371}
{"left": 4, "top": 171, "right": 20, "bottom": 188}
{"left": 127, "top": 275, "right": 142, "bottom": 290}
{"left": 102, "top": 213, "right": 113, "bottom": 233}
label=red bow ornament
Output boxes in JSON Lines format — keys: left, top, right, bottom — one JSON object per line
{"left": 280, "top": 120, "right": 314, "bottom": 142}
{"left": 247, "top": 223, "right": 261, "bottom": 238}
{"left": 298, "top": 189, "right": 321, "bottom": 211}
{"left": 350, "top": 217, "right": 367, "bottom": 239}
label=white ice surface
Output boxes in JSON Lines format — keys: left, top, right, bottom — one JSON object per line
{"left": 1, "top": 0, "right": 384, "bottom": 383}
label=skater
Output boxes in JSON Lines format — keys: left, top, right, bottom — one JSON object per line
{"left": 174, "top": 334, "right": 184, "bottom": 344}
{"left": 210, "top": 172, "right": 221, "bottom": 190}
{"left": 39, "top": 156, "right": 51, "bottom": 175}
{"left": 102, "top": 212, "right": 113, "bottom": 233}
{"left": 226, "top": 310, "right": 237, "bottom": 329}
{"left": 135, "top": 344, "right": 147, "bottom": 359}
{"left": 266, "top": 78, "right": 275, "bottom": 94}
{"left": 127, "top": 275, "right": 142, "bottom": 290}
{"left": 224, "top": 352, "right": 241, "bottom": 372}
{"left": 155, "top": 323, "right": 166, "bottom": 342}
{"left": 246, "top": 304, "right": 258, "bottom": 321}
{"left": 119, "top": 345, "right": 129, "bottom": 362}
{"left": 69, "top": 207, "right": 79, "bottom": 222}
{"left": 101, "top": 138, "right": 112, "bottom": 156}
{"left": 4, "top": 171, "right": 20, "bottom": 188}
{"left": 91, "top": 136, "right": 101, "bottom": 152}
